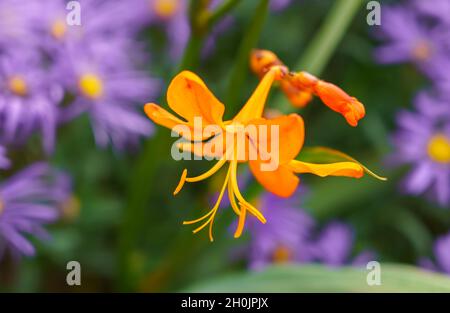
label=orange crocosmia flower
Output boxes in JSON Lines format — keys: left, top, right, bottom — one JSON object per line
{"left": 145, "top": 68, "right": 287, "bottom": 240}
{"left": 250, "top": 49, "right": 366, "bottom": 126}
{"left": 144, "top": 69, "right": 379, "bottom": 241}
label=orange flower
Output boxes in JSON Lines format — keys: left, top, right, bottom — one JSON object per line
{"left": 250, "top": 49, "right": 366, "bottom": 126}
{"left": 144, "top": 69, "right": 382, "bottom": 241}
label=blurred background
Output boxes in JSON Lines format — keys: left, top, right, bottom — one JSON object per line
{"left": 1, "top": 0, "right": 450, "bottom": 292}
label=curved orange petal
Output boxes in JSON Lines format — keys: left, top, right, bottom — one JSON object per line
{"left": 288, "top": 160, "right": 364, "bottom": 178}
{"left": 167, "top": 71, "right": 225, "bottom": 126}
{"left": 249, "top": 160, "right": 299, "bottom": 198}
{"left": 247, "top": 114, "right": 305, "bottom": 165}
{"left": 233, "top": 69, "right": 277, "bottom": 124}
{"left": 144, "top": 102, "right": 190, "bottom": 130}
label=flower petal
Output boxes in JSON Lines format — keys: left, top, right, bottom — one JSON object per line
{"left": 288, "top": 160, "right": 364, "bottom": 178}
{"left": 167, "top": 71, "right": 225, "bottom": 126}
{"left": 233, "top": 69, "right": 276, "bottom": 124}
{"left": 248, "top": 114, "right": 305, "bottom": 165}
{"left": 249, "top": 160, "right": 299, "bottom": 198}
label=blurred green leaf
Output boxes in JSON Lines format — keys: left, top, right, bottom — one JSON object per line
{"left": 185, "top": 264, "right": 450, "bottom": 292}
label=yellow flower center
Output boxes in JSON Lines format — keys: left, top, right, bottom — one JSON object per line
{"left": 79, "top": 73, "right": 104, "bottom": 99}
{"left": 8, "top": 75, "right": 28, "bottom": 96}
{"left": 61, "top": 195, "right": 81, "bottom": 222}
{"left": 153, "top": 0, "right": 179, "bottom": 19}
{"left": 427, "top": 134, "right": 450, "bottom": 164}
{"left": 0, "top": 199, "right": 4, "bottom": 216}
{"left": 272, "top": 245, "right": 291, "bottom": 263}
{"left": 412, "top": 40, "right": 432, "bottom": 61}
{"left": 51, "top": 19, "right": 67, "bottom": 39}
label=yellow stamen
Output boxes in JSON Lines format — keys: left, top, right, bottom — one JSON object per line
{"left": 173, "top": 169, "right": 187, "bottom": 195}
{"left": 152, "top": 0, "right": 179, "bottom": 19}
{"left": 229, "top": 154, "right": 266, "bottom": 224}
{"left": 227, "top": 181, "right": 241, "bottom": 215}
{"left": 185, "top": 157, "right": 228, "bottom": 183}
{"left": 428, "top": 134, "right": 450, "bottom": 164}
{"left": 234, "top": 203, "right": 247, "bottom": 238}
{"left": 8, "top": 76, "right": 28, "bottom": 96}
{"left": 184, "top": 165, "right": 232, "bottom": 241}
{"left": 272, "top": 246, "right": 292, "bottom": 263}
{"left": 51, "top": 19, "right": 67, "bottom": 39}
{"left": 79, "top": 73, "right": 104, "bottom": 99}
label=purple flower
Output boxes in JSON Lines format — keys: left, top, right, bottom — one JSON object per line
{"left": 0, "top": 0, "right": 39, "bottom": 48}
{"left": 0, "top": 51, "right": 63, "bottom": 153}
{"left": 391, "top": 91, "right": 450, "bottom": 206}
{"left": 412, "top": 0, "right": 450, "bottom": 25}
{"left": 374, "top": 3, "right": 450, "bottom": 80}
{"left": 245, "top": 191, "right": 375, "bottom": 270}
{"left": 246, "top": 190, "right": 315, "bottom": 270}
{"left": 311, "top": 221, "right": 375, "bottom": 267}
{"left": 59, "top": 45, "right": 159, "bottom": 149}
{"left": 132, "top": 0, "right": 190, "bottom": 59}
{"left": 419, "top": 232, "right": 450, "bottom": 275}
{"left": 0, "top": 163, "right": 71, "bottom": 259}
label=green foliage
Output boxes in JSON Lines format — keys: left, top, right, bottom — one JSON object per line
{"left": 186, "top": 264, "right": 450, "bottom": 292}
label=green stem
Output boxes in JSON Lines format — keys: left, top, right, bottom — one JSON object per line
{"left": 225, "top": 0, "right": 270, "bottom": 108}
{"left": 179, "top": 0, "right": 242, "bottom": 71}
{"left": 118, "top": 0, "right": 242, "bottom": 291}
{"left": 207, "top": 0, "right": 242, "bottom": 27}
{"left": 297, "top": 0, "right": 363, "bottom": 75}
{"left": 276, "top": 0, "right": 364, "bottom": 112}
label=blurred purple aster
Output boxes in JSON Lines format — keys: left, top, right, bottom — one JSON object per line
{"left": 412, "top": 0, "right": 450, "bottom": 25}
{"left": 310, "top": 221, "right": 375, "bottom": 267}
{"left": 59, "top": 45, "right": 159, "bottom": 149}
{"left": 0, "top": 163, "right": 71, "bottom": 259}
{"left": 391, "top": 91, "right": 450, "bottom": 206}
{"left": 132, "top": 0, "right": 190, "bottom": 59}
{"left": 29, "top": 0, "right": 145, "bottom": 67}
{"left": 245, "top": 190, "right": 316, "bottom": 270}
{"left": 0, "top": 0, "right": 39, "bottom": 48}
{"left": 0, "top": 51, "right": 64, "bottom": 153}
{"left": 419, "top": 231, "right": 450, "bottom": 275}
{"left": 374, "top": 3, "right": 450, "bottom": 79}
{"left": 244, "top": 191, "right": 375, "bottom": 270}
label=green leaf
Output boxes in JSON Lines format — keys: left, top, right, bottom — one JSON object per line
{"left": 184, "top": 264, "right": 450, "bottom": 292}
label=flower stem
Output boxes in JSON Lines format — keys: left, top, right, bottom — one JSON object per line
{"left": 297, "top": 0, "right": 363, "bottom": 75}
{"left": 179, "top": 0, "right": 242, "bottom": 71}
{"left": 276, "top": 0, "right": 364, "bottom": 112}
{"left": 225, "top": 0, "right": 270, "bottom": 108}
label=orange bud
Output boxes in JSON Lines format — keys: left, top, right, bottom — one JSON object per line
{"left": 280, "top": 81, "right": 312, "bottom": 108}
{"left": 314, "top": 81, "right": 365, "bottom": 127}
{"left": 250, "top": 49, "right": 286, "bottom": 77}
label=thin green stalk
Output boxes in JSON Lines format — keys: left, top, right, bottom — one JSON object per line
{"left": 118, "top": 0, "right": 242, "bottom": 291}
{"left": 207, "top": 0, "right": 242, "bottom": 27}
{"left": 297, "top": 0, "right": 363, "bottom": 74}
{"left": 179, "top": 0, "right": 242, "bottom": 71}
{"left": 225, "top": 0, "right": 270, "bottom": 108}
{"left": 276, "top": 0, "right": 364, "bottom": 112}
